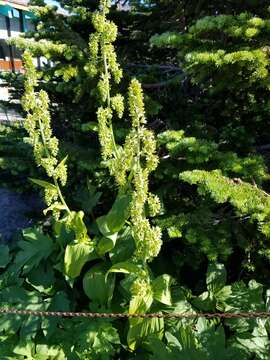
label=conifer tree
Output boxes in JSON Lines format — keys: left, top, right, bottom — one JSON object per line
{"left": 150, "top": 6, "right": 270, "bottom": 277}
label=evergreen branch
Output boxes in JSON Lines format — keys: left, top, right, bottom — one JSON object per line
{"left": 180, "top": 170, "right": 270, "bottom": 237}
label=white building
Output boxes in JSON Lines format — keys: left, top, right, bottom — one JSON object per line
{"left": 0, "top": 1, "right": 34, "bottom": 121}
{"left": 0, "top": 0, "right": 35, "bottom": 73}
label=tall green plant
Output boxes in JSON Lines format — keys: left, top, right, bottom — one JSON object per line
{"left": 22, "top": 52, "right": 95, "bottom": 281}
{"left": 22, "top": 51, "right": 69, "bottom": 216}
{"left": 89, "top": 0, "right": 162, "bottom": 262}
{"left": 19, "top": 0, "right": 169, "bottom": 351}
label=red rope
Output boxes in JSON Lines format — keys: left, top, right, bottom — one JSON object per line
{"left": 0, "top": 308, "right": 269, "bottom": 319}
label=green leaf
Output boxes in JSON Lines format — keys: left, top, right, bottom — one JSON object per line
{"left": 0, "top": 285, "right": 40, "bottom": 305}
{"left": 129, "top": 279, "right": 153, "bottom": 314}
{"left": 19, "top": 305, "right": 44, "bottom": 340}
{"left": 83, "top": 263, "right": 115, "bottom": 305}
{"left": 108, "top": 261, "right": 141, "bottom": 276}
{"left": 207, "top": 262, "right": 227, "bottom": 294}
{"left": 15, "top": 228, "right": 54, "bottom": 274}
{"left": 36, "top": 344, "right": 66, "bottom": 359}
{"left": 67, "top": 211, "right": 90, "bottom": 243}
{"left": 96, "top": 193, "right": 131, "bottom": 238}
{"left": 55, "top": 155, "right": 68, "bottom": 172}
{"left": 147, "top": 335, "right": 180, "bottom": 360}
{"left": 0, "top": 282, "right": 48, "bottom": 340}
{"left": 81, "top": 121, "right": 98, "bottom": 132}
{"left": 96, "top": 215, "right": 118, "bottom": 243}
{"left": 64, "top": 242, "right": 94, "bottom": 278}
{"left": 13, "top": 341, "right": 34, "bottom": 357}
{"left": 215, "top": 285, "right": 232, "bottom": 311}
{"left": 29, "top": 178, "right": 57, "bottom": 190}
{"left": 223, "top": 280, "right": 264, "bottom": 312}
{"left": 152, "top": 274, "right": 172, "bottom": 306}
{"left": 233, "top": 328, "right": 270, "bottom": 359}
{"left": 165, "top": 331, "right": 182, "bottom": 349}
{"left": 176, "top": 326, "right": 197, "bottom": 351}
{"left": 74, "top": 183, "right": 102, "bottom": 214}
{"left": 192, "top": 291, "right": 215, "bottom": 312}
{"left": 53, "top": 219, "right": 74, "bottom": 248}
{"left": 70, "top": 320, "right": 120, "bottom": 358}
{"left": 106, "top": 193, "right": 131, "bottom": 233}
{"left": 0, "top": 245, "right": 11, "bottom": 268}
{"left": 196, "top": 318, "right": 244, "bottom": 359}
{"left": 110, "top": 228, "right": 136, "bottom": 263}
{"left": 222, "top": 280, "right": 265, "bottom": 333}
{"left": 127, "top": 317, "right": 164, "bottom": 351}
{"left": 0, "top": 335, "right": 22, "bottom": 359}
{"left": 0, "top": 286, "right": 40, "bottom": 336}
{"left": 97, "top": 236, "right": 117, "bottom": 256}
{"left": 26, "top": 263, "right": 55, "bottom": 294}
{"left": 42, "top": 291, "right": 70, "bottom": 340}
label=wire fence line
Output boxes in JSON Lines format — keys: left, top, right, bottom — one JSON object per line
{"left": 1, "top": 308, "right": 270, "bottom": 319}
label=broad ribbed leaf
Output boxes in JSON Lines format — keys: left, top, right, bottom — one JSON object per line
{"left": 152, "top": 274, "right": 172, "bottom": 306}
{"left": 83, "top": 263, "right": 115, "bottom": 305}
{"left": 15, "top": 229, "right": 53, "bottom": 274}
{"left": 97, "top": 193, "right": 131, "bottom": 239}
{"left": 207, "top": 263, "right": 227, "bottom": 294}
{"left": 128, "top": 317, "right": 164, "bottom": 351}
{"left": 64, "top": 242, "right": 94, "bottom": 278}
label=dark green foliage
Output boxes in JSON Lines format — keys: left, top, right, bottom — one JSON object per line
{"left": 0, "top": 123, "right": 36, "bottom": 190}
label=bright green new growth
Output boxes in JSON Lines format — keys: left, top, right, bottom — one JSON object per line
{"left": 89, "top": 0, "right": 162, "bottom": 262}
{"left": 151, "top": 12, "right": 270, "bottom": 89}
{"left": 158, "top": 130, "right": 267, "bottom": 182}
{"left": 22, "top": 51, "right": 70, "bottom": 217}
{"left": 180, "top": 170, "right": 270, "bottom": 237}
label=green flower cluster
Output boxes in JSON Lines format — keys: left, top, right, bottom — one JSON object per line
{"left": 22, "top": 52, "right": 92, "bottom": 264}
{"left": 88, "top": 0, "right": 122, "bottom": 163}
{"left": 89, "top": 0, "right": 162, "bottom": 262}
{"left": 127, "top": 80, "right": 161, "bottom": 262}
{"left": 22, "top": 51, "right": 69, "bottom": 217}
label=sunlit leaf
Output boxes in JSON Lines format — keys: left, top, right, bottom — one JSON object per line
{"left": 152, "top": 274, "right": 172, "bottom": 306}
{"left": 128, "top": 317, "right": 164, "bottom": 351}
{"left": 64, "top": 242, "right": 94, "bottom": 278}
{"left": 29, "top": 178, "right": 57, "bottom": 190}
{"left": 207, "top": 262, "right": 227, "bottom": 294}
